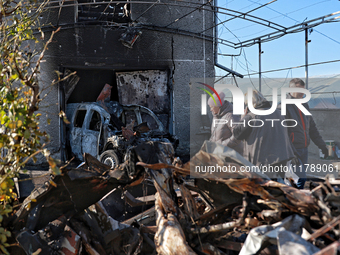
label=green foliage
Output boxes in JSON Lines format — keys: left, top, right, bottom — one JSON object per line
{"left": 0, "top": 0, "right": 61, "bottom": 253}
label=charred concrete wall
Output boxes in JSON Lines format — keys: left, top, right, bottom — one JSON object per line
{"left": 37, "top": 0, "right": 214, "bottom": 160}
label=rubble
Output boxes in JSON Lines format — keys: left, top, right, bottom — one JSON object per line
{"left": 7, "top": 141, "right": 340, "bottom": 254}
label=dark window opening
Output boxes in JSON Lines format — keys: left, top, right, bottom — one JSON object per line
{"left": 74, "top": 110, "right": 87, "bottom": 127}
{"left": 89, "top": 111, "right": 101, "bottom": 131}
{"left": 123, "top": 111, "right": 138, "bottom": 127}
{"left": 109, "top": 113, "right": 124, "bottom": 131}
{"left": 77, "top": 1, "right": 130, "bottom": 23}
{"left": 141, "top": 112, "right": 159, "bottom": 130}
{"left": 67, "top": 69, "right": 118, "bottom": 104}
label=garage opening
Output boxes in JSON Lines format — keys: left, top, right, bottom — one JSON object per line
{"left": 60, "top": 68, "right": 172, "bottom": 162}
{"left": 64, "top": 68, "right": 170, "bottom": 130}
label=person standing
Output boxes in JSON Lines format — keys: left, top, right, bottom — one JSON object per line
{"left": 283, "top": 78, "right": 328, "bottom": 189}
{"left": 208, "top": 92, "right": 243, "bottom": 155}
{"left": 233, "top": 90, "right": 295, "bottom": 180}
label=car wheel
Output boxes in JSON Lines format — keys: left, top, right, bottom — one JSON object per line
{"left": 100, "top": 150, "right": 120, "bottom": 168}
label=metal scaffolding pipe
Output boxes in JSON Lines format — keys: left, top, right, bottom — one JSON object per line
{"left": 234, "top": 11, "right": 340, "bottom": 48}
{"left": 200, "top": 0, "right": 277, "bottom": 34}
{"left": 305, "top": 24, "right": 309, "bottom": 89}
{"left": 213, "top": 0, "right": 243, "bottom": 78}
{"left": 259, "top": 41, "right": 262, "bottom": 92}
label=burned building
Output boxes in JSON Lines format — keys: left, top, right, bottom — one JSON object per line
{"left": 38, "top": 0, "right": 215, "bottom": 161}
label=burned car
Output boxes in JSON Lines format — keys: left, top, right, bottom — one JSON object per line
{"left": 68, "top": 100, "right": 178, "bottom": 167}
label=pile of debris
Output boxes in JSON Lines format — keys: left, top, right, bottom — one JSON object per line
{"left": 7, "top": 141, "right": 340, "bottom": 255}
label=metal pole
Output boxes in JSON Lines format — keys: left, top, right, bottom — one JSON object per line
{"left": 214, "top": 0, "right": 218, "bottom": 70}
{"left": 213, "top": 0, "right": 244, "bottom": 78}
{"left": 231, "top": 56, "right": 233, "bottom": 85}
{"left": 305, "top": 24, "right": 308, "bottom": 89}
{"left": 259, "top": 40, "right": 262, "bottom": 92}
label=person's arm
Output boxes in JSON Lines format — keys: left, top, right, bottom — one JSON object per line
{"left": 220, "top": 113, "right": 243, "bottom": 147}
{"left": 309, "top": 116, "right": 328, "bottom": 154}
{"left": 220, "top": 135, "right": 241, "bottom": 148}
{"left": 233, "top": 113, "right": 253, "bottom": 140}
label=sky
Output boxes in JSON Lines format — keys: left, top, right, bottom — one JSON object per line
{"left": 215, "top": 0, "right": 340, "bottom": 80}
